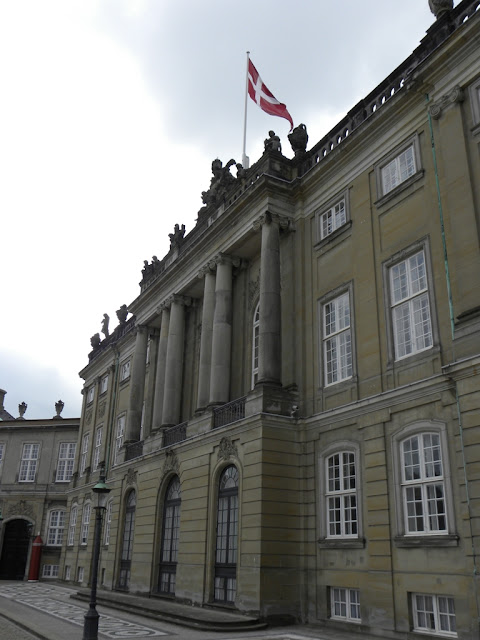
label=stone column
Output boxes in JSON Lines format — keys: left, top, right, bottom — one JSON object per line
{"left": 253, "top": 212, "right": 291, "bottom": 386}
{"left": 162, "top": 296, "right": 190, "bottom": 427}
{"left": 196, "top": 265, "right": 216, "bottom": 410}
{"left": 209, "top": 255, "right": 238, "bottom": 405}
{"left": 125, "top": 325, "right": 148, "bottom": 443}
{"left": 151, "top": 306, "right": 170, "bottom": 430}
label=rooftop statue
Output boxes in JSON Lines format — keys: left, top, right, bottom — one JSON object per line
{"left": 288, "top": 123, "right": 309, "bottom": 158}
{"left": 101, "top": 313, "right": 110, "bottom": 338}
{"left": 18, "top": 401, "right": 27, "bottom": 419}
{"left": 169, "top": 223, "right": 186, "bottom": 250}
{"left": 429, "top": 0, "right": 453, "bottom": 17}
{"left": 236, "top": 163, "right": 247, "bottom": 180}
{"left": 264, "top": 130, "right": 282, "bottom": 153}
{"left": 90, "top": 333, "right": 101, "bottom": 349}
{"left": 200, "top": 158, "right": 236, "bottom": 209}
{"left": 54, "top": 399, "right": 64, "bottom": 418}
{"left": 116, "top": 304, "right": 129, "bottom": 324}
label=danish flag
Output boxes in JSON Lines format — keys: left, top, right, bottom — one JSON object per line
{"left": 247, "top": 58, "right": 294, "bottom": 130}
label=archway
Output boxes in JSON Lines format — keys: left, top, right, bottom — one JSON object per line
{"left": 0, "top": 519, "right": 31, "bottom": 580}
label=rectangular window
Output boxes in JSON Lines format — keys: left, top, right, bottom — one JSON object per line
{"left": 381, "top": 145, "right": 416, "bottom": 195}
{"left": 104, "top": 501, "right": 113, "bottom": 546}
{"left": 68, "top": 506, "right": 78, "bottom": 546}
{"left": 81, "top": 503, "right": 91, "bottom": 545}
{"left": 65, "top": 565, "right": 71, "bottom": 581}
{"left": 100, "top": 375, "right": 109, "bottom": 394}
{"left": 120, "top": 360, "right": 131, "bottom": 381}
{"left": 390, "top": 250, "right": 433, "bottom": 360}
{"left": 402, "top": 433, "right": 447, "bottom": 534}
{"left": 331, "top": 587, "right": 361, "bottom": 622}
{"left": 0, "top": 443, "right": 4, "bottom": 469}
{"left": 326, "top": 451, "right": 357, "bottom": 537}
{"left": 87, "top": 386, "right": 94, "bottom": 404}
{"left": 56, "top": 442, "right": 76, "bottom": 482}
{"left": 93, "top": 427, "right": 103, "bottom": 471}
{"left": 77, "top": 567, "right": 84, "bottom": 582}
{"left": 47, "top": 510, "right": 65, "bottom": 546}
{"left": 19, "top": 444, "right": 39, "bottom": 482}
{"left": 80, "top": 434, "right": 89, "bottom": 476}
{"left": 114, "top": 415, "right": 125, "bottom": 465}
{"left": 318, "top": 198, "right": 347, "bottom": 240}
{"left": 42, "top": 565, "right": 59, "bottom": 578}
{"left": 413, "top": 594, "right": 456, "bottom": 636}
{"left": 323, "top": 292, "right": 353, "bottom": 385}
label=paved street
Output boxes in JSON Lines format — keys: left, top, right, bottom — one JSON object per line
{"left": 0, "top": 582, "right": 382, "bottom": 640}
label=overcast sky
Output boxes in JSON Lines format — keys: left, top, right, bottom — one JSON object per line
{"left": 0, "top": 0, "right": 444, "bottom": 419}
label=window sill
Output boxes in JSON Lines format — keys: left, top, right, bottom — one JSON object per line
{"left": 394, "top": 534, "right": 459, "bottom": 548}
{"left": 386, "top": 344, "right": 440, "bottom": 371}
{"left": 375, "top": 169, "right": 425, "bottom": 209}
{"left": 318, "top": 537, "right": 365, "bottom": 549}
{"left": 314, "top": 220, "right": 352, "bottom": 253}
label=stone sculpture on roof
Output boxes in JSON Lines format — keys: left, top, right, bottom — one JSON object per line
{"left": 288, "top": 123, "right": 309, "bottom": 158}
{"left": 264, "top": 130, "right": 282, "bottom": 153}
{"left": 169, "top": 224, "right": 186, "bottom": 250}
{"left": 429, "top": 0, "right": 454, "bottom": 17}
{"left": 101, "top": 313, "right": 110, "bottom": 338}
{"left": 200, "top": 158, "right": 236, "bottom": 209}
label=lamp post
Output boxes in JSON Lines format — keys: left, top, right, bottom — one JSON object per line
{"left": 82, "top": 469, "right": 111, "bottom": 640}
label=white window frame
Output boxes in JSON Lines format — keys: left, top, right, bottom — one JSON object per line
{"left": 46, "top": 509, "right": 65, "bottom": 546}
{"left": 251, "top": 301, "right": 260, "bottom": 388}
{"left": 317, "top": 197, "right": 347, "bottom": 241}
{"left": 469, "top": 77, "right": 480, "bottom": 127}
{"left": 375, "top": 135, "right": 422, "bottom": 201}
{"left": 322, "top": 291, "right": 353, "bottom": 386}
{"left": 42, "top": 564, "right": 59, "bottom": 578}
{"left": 120, "top": 359, "right": 131, "bottom": 381}
{"left": 87, "top": 386, "right": 94, "bottom": 404}
{"left": 80, "top": 503, "right": 91, "bottom": 545}
{"left": 412, "top": 593, "right": 457, "bottom": 637}
{"left": 56, "top": 442, "right": 76, "bottom": 482}
{"left": 114, "top": 415, "right": 125, "bottom": 466}
{"left": 325, "top": 451, "right": 358, "bottom": 538}
{"left": 330, "top": 587, "right": 361, "bottom": 623}
{"left": 80, "top": 433, "right": 90, "bottom": 476}
{"left": 19, "top": 443, "right": 39, "bottom": 482}
{"left": 77, "top": 566, "right": 84, "bottom": 582}
{"left": 65, "top": 565, "right": 71, "bottom": 581}
{"left": 68, "top": 505, "right": 78, "bottom": 546}
{"left": 104, "top": 500, "right": 113, "bottom": 546}
{"left": 100, "top": 374, "right": 109, "bottom": 394}
{"left": 93, "top": 426, "right": 103, "bottom": 471}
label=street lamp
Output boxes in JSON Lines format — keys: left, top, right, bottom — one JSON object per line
{"left": 82, "top": 468, "right": 111, "bottom": 640}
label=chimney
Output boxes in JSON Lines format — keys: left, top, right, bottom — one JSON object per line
{"left": 0, "top": 389, "right": 6, "bottom": 410}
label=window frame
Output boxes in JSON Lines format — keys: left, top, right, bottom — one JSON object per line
{"left": 0, "top": 443, "right": 5, "bottom": 475}
{"left": 100, "top": 374, "right": 109, "bottom": 395}
{"left": 93, "top": 426, "right": 103, "bottom": 472}
{"left": 412, "top": 593, "right": 457, "bottom": 637}
{"left": 392, "top": 421, "right": 456, "bottom": 545}
{"left": 19, "top": 443, "right": 40, "bottom": 482}
{"left": 251, "top": 301, "right": 260, "bottom": 389}
{"left": 315, "top": 191, "right": 350, "bottom": 243}
{"left": 375, "top": 134, "right": 423, "bottom": 203}
{"left": 46, "top": 509, "right": 66, "bottom": 546}
{"left": 68, "top": 504, "right": 78, "bottom": 546}
{"left": 214, "top": 465, "right": 239, "bottom": 604}
{"left": 330, "top": 587, "right": 361, "bottom": 623}
{"left": 114, "top": 414, "right": 126, "bottom": 466}
{"left": 158, "top": 476, "right": 182, "bottom": 596}
{"left": 80, "top": 502, "right": 91, "bottom": 546}
{"left": 120, "top": 359, "right": 131, "bottom": 382}
{"left": 56, "top": 442, "right": 76, "bottom": 482}
{"left": 469, "top": 77, "right": 480, "bottom": 129}
{"left": 80, "top": 433, "right": 90, "bottom": 476}
{"left": 86, "top": 386, "right": 95, "bottom": 404}
{"left": 42, "top": 564, "right": 59, "bottom": 578}
{"left": 104, "top": 500, "right": 113, "bottom": 546}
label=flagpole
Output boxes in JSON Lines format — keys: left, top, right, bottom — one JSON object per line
{"left": 242, "top": 51, "right": 250, "bottom": 169}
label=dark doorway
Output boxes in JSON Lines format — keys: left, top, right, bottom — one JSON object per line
{"left": 0, "top": 519, "right": 31, "bottom": 580}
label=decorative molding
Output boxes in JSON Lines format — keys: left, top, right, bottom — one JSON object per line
{"left": 161, "top": 294, "right": 192, "bottom": 309}
{"left": 162, "top": 450, "right": 180, "bottom": 476}
{"left": 252, "top": 211, "right": 293, "bottom": 232}
{"left": 5, "top": 500, "right": 34, "bottom": 519}
{"left": 217, "top": 436, "right": 238, "bottom": 461}
{"left": 98, "top": 402, "right": 106, "bottom": 419}
{"left": 429, "top": 85, "right": 464, "bottom": 120}
{"left": 126, "top": 468, "right": 137, "bottom": 486}
{"left": 248, "top": 274, "right": 260, "bottom": 309}
{"left": 85, "top": 409, "right": 93, "bottom": 425}
{"left": 211, "top": 253, "right": 241, "bottom": 269}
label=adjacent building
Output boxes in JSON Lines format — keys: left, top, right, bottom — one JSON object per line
{"left": 62, "top": 2, "right": 480, "bottom": 638}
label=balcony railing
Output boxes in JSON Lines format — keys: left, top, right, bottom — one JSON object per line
{"left": 125, "top": 440, "right": 144, "bottom": 461}
{"left": 162, "top": 422, "right": 187, "bottom": 448}
{"left": 213, "top": 396, "right": 246, "bottom": 429}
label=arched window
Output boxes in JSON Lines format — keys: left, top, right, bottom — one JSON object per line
{"left": 251, "top": 302, "right": 260, "bottom": 388}
{"left": 158, "top": 476, "right": 181, "bottom": 595}
{"left": 118, "top": 491, "right": 136, "bottom": 589}
{"left": 214, "top": 465, "right": 239, "bottom": 603}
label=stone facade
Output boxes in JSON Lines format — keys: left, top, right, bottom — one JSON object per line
{"left": 62, "top": 2, "right": 480, "bottom": 638}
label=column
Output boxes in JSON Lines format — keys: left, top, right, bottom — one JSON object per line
{"left": 196, "top": 265, "right": 216, "bottom": 410}
{"left": 151, "top": 306, "right": 170, "bottom": 430}
{"left": 255, "top": 212, "right": 289, "bottom": 386}
{"left": 125, "top": 325, "right": 148, "bottom": 443}
{"left": 209, "top": 255, "right": 237, "bottom": 405}
{"left": 162, "top": 296, "right": 190, "bottom": 426}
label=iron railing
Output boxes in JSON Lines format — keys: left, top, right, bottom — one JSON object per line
{"left": 213, "top": 396, "right": 246, "bottom": 429}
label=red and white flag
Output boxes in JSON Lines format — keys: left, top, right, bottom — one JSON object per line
{"left": 247, "top": 58, "right": 294, "bottom": 130}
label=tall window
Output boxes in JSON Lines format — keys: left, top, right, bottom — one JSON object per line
{"left": 318, "top": 198, "right": 346, "bottom": 240}
{"left": 381, "top": 145, "right": 416, "bottom": 195}
{"left": 390, "top": 250, "right": 433, "bottom": 360}
{"left": 252, "top": 302, "right": 260, "bottom": 388}
{"left": 87, "top": 386, "right": 94, "bottom": 404}
{"left": 331, "top": 587, "right": 361, "bottom": 622}
{"left": 120, "top": 360, "right": 131, "bottom": 381}
{"left": 56, "top": 443, "right": 76, "bottom": 482}
{"left": 114, "top": 415, "right": 125, "bottom": 465}
{"left": 158, "top": 477, "right": 181, "bottom": 595}
{"left": 214, "top": 466, "right": 239, "bottom": 603}
{"left": 401, "top": 433, "right": 447, "bottom": 534}
{"left": 0, "top": 443, "right": 5, "bottom": 473}
{"left": 326, "top": 451, "right": 357, "bottom": 538}
{"left": 412, "top": 594, "right": 456, "bottom": 636}
{"left": 323, "top": 292, "right": 352, "bottom": 385}
{"left": 100, "top": 375, "right": 109, "bottom": 394}
{"left": 68, "top": 505, "right": 78, "bottom": 546}
{"left": 119, "top": 491, "right": 136, "bottom": 589}
{"left": 104, "top": 501, "right": 113, "bottom": 546}
{"left": 19, "top": 444, "right": 39, "bottom": 482}
{"left": 93, "top": 427, "right": 103, "bottom": 471}
{"left": 80, "top": 434, "right": 90, "bottom": 476}
{"left": 80, "top": 503, "right": 91, "bottom": 545}
{"left": 47, "top": 510, "right": 65, "bottom": 546}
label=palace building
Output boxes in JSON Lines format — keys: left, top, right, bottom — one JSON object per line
{"left": 62, "top": 1, "right": 480, "bottom": 637}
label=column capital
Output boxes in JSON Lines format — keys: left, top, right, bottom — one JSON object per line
{"left": 198, "top": 263, "right": 216, "bottom": 279}
{"left": 211, "top": 253, "right": 241, "bottom": 269}
{"left": 133, "top": 324, "right": 149, "bottom": 336}
{"left": 161, "top": 294, "right": 192, "bottom": 309}
{"left": 252, "top": 211, "right": 294, "bottom": 232}
{"left": 429, "top": 85, "right": 464, "bottom": 120}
